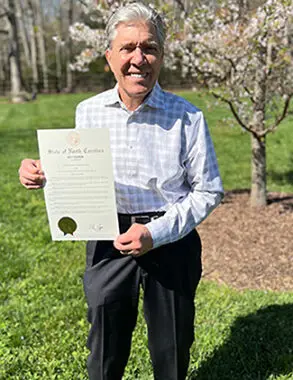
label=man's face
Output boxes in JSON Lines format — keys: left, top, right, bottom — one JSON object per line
{"left": 105, "top": 21, "right": 163, "bottom": 110}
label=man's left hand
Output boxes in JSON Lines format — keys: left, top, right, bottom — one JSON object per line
{"left": 114, "top": 223, "right": 153, "bottom": 257}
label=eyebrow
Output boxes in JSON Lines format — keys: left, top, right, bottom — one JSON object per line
{"left": 119, "top": 40, "right": 159, "bottom": 48}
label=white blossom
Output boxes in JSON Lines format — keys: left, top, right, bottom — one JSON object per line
{"left": 68, "top": 0, "right": 292, "bottom": 133}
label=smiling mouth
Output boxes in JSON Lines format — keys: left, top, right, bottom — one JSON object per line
{"left": 128, "top": 73, "right": 148, "bottom": 78}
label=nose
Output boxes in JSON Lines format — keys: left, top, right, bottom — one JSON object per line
{"left": 131, "top": 47, "right": 145, "bottom": 66}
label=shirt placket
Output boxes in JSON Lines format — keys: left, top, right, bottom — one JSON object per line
{"left": 126, "top": 113, "right": 139, "bottom": 178}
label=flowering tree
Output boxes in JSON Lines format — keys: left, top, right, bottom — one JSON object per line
{"left": 69, "top": 0, "right": 293, "bottom": 206}
{"left": 68, "top": 0, "right": 119, "bottom": 72}
{"left": 166, "top": 0, "right": 293, "bottom": 206}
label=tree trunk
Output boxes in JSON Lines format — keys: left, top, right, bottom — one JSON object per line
{"left": 16, "top": 0, "right": 31, "bottom": 66}
{"left": 8, "top": 0, "right": 24, "bottom": 102}
{"left": 28, "top": 1, "right": 38, "bottom": 96}
{"left": 64, "top": 0, "right": 74, "bottom": 92}
{"left": 55, "top": 41, "right": 62, "bottom": 92}
{"left": 251, "top": 133, "right": 267, "bottom": 207}
{"left": 250, "top": 49, "right": 267, "bottom": 206}
{"left": 33, "top": 0, "right": 48, "bottom": 92}
{"left": 0, "top": 49, "right": 5, "bottom": 82}
{"left": 10, "top": 50, "right": 23, "bottom": 102}
{"left": 238, "top": 0, "right": 248, "bottom": 18}
{"left": 0, "top": 33, "right": 8, "bottom": 93}
{"left": 64, "top": 43, "right": 73, "bottom": 92}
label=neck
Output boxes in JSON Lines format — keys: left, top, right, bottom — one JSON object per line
{"left": 118, "top": 88, "right": 152, "bottom": 111}
{"left": 121, "top": 98, "right": 144, "bottom": 111}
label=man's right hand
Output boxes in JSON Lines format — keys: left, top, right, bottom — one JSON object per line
{"left": 19, "top": 159, "right": 45, "bottom": 189}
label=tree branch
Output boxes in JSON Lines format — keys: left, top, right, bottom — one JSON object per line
{"left": 197, "top": 41, "right": 256, "bottom": 104}
{"left": 259, "top": 94, "right": 292, "bottom": 137}
{"left": 243, "top": 85, "right": 255, "bottom": 104}
{"left": 212, "top": 91, "right": 258, "bottom": 135}
{"left": 226, "top": 57, "right": 255, "bottom": 104}
{"left": 77, "top": 0, "right": 87, "bottom": 6}
{"left": 172, "top": 0, "right": 186, "bottom": 13}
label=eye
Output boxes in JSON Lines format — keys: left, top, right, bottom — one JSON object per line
{"left": 142, "top": 45, "right": 160, "bottom": 55}
{"left": 145, "top": 47, "right": 156, "bottom": 53}
{"left": 120, "top": 45, "right": 135, "bottom": 53}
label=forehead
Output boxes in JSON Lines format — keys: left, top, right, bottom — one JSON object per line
{"left": 113, "top": 21, "right": 159, "bottom": 45}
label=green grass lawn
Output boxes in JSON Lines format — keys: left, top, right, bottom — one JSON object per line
{"left": 0, "top": 92, "right": 292, "bottom": 379}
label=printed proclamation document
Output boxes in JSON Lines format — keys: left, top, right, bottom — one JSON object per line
{"left": 37, "top": 128, "right": 119, "bottom": 241}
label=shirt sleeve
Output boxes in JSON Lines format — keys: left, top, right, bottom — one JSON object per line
{"left": 145, "top": 111, "right": 224, "bottom": 249}
{"left": 75, "top": 102, "right": 87, "bottom": 129}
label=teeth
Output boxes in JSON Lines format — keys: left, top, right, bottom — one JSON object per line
{"left": 130, "top": 73, "right": 146, "bottom": 78}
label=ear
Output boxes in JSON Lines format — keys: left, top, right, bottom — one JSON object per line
{"left": 105, "top": 49, "right": 112, "bottom": 69}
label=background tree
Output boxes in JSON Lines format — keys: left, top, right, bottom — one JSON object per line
{"left": 62, "top": 0, "right": 74, "bottom": 92}
{"left": 165, "top": 0, "right": 293, "bottom": 206}
{"left": 0, "top": 0, "right": 24, "bottom": 103}
{"left": 0, "top": 2, "right": 10, "bottom": 94}
{"left": 32, "top": 0, "right": 49, "bottom": 92}
{"left": 27, "top": 0, "right": 39, "bottom": 96}
{"left": 0, "top": 0, "right": 84, "bottom": 97}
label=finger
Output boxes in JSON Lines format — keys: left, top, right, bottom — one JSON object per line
{"left": 20, "top": 174, "right": 45, "bottom": 188}
{"left": 113, "top": 240, "right": 134, "bottom": 251}
{"left": 22, "top": 184, "right": 43, "bottom": 190}
{"left": 20, "top": 179, "right": 44, "bottom": 189}
{"left": 131, "top": 251, "right": 145, "bottom": 257}
{"left": 35, "top": 160, "right": 44, "bottom": 174}
{"left": 119, "top": 250, "right": 135, "bottom": 256}
{"left": 115, "top": 232, "right": 133, "bottom": 244}
{"left": 126, "top": 249, "right": 146, "bottom": 257}
{"left": 19, "top": 159, "right": 38, "bottom": 172}
{"left": 20, "top": 173, "right": 44, "bottom": 183}
{"left": 20, "top": 174, "right": 44, "bottom": 186}
{"left": 20, "top": 165, "right": 42, "bottom": 176}
{"left": 19, "top": 162, "right": 45, "bottom": 179}
{"left": 19, "top": 159, "right": 43, "bottom": 177}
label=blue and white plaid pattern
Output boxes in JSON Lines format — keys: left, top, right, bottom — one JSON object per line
{"left": 76, "top": 83, "right": 223, "bottom": 248}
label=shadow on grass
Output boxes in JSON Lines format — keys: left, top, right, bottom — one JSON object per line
{"left": 190, "top": 304, "right": 293, "bottom": 380}
{"left": 268, "top": 154, "right": 293, "bottom": 189}
{"left": 268, "top": 169, "right": 293, "bottom": 188}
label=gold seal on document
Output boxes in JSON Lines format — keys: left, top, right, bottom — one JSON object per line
{"left": 58, "top": 217, "right": 77, "bottom": 236}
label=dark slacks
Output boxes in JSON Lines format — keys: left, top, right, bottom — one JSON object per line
{"left": 83, "top": 225, "right": 202, "bottom": 380}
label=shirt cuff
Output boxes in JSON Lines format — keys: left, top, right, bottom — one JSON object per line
{"left": 145, "top": 216, "right": 172, "bottom": 249}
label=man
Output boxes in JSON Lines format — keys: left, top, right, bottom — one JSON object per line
{"left": 19, "top": 3, "right": 223, "bottom": 379}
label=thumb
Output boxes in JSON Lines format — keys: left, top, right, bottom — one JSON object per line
{"left": 116, "top": 232, "right": 132, "bottom": 244}
{"left": 35, "top": 160, "right": 43, "bottom": 174}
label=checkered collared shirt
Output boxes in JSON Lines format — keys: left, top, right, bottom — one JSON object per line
{"left": 75, "top": 82, "right": 223, "bottom": 248}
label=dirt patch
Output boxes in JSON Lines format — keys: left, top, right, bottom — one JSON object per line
{"left": 197, "top": 190, "right": 293, "bottom": 291}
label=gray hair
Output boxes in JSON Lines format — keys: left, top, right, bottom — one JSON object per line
{"left": 105, "top": 2, "right": 166, "bottom": 51}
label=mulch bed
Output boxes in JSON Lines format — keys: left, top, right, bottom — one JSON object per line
{"left": 197, "top": 190, "right": 293, "bottom": 291}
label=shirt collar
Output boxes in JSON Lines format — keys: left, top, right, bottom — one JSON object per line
{"left": 143, "top": 82, "right": 165, "bottom": 110}
{"left": 103, "top": 84, "right": 121, "bottom": 106}
{"left": 104, "top": 82, "right": 166, "bottom": 110}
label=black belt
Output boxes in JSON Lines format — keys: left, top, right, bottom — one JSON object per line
{"left": 118, "top": 212, "right": 165, "bottom": 225}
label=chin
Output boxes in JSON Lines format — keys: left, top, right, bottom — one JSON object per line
{"left": 129, "top": 84, "right": 153, "bottom": 96}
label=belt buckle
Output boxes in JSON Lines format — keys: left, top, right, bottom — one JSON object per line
{"left": 131, "top": 215, "right": 151, "bottom": 225}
